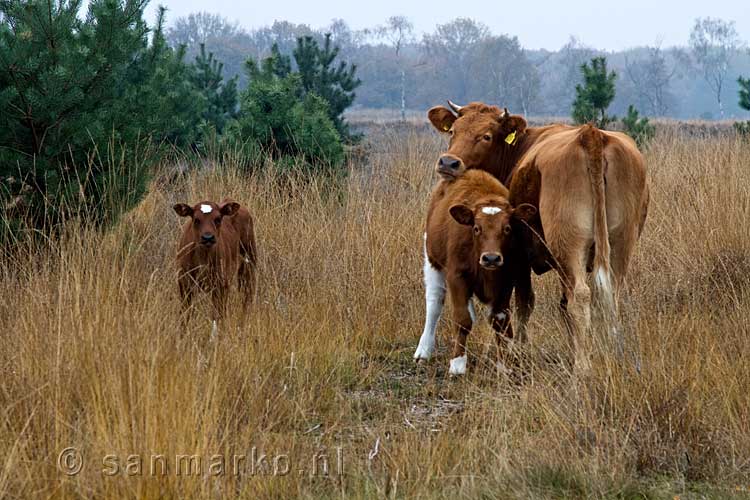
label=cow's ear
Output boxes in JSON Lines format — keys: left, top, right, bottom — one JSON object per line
{"left": 509, "top": 115, "right": 527, "bottom": 134}
{"left": 428, "top": 106, "right": 457, "bottom": 133}
{"left": 498, "top": 112, "right": 528, "bottom": 144}
{"left": 450, "top": 204, "right": 475, "bottom": 226}
{"left": 220, "top": 201, "right": 240, "bottom": 217}
{"left": 512, "top": 203, "right": 537, "bottom": 222}
{"left": 173, "top": 203, "right": 193, "bottom": 217}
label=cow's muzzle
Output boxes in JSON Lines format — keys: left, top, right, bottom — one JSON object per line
{"left": 436, "top": 155, "right": 464, "bottom": 180}
{"left": 480, "top": 252, "right": 503, "bottom": 269}
{"left": 200, "top": 233, "right": 216, "bottom": 247}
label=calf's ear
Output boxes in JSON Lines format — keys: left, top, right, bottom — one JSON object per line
{"left": 173, "top": 203, "right": 193, "bottom": 217}
{"left": 220, "top": 201, "right": 240, "bottom": 217}
{"left": 449, "top": 204, "right": 475, "bottom": 226}
{"left": 428, "top": 106, "right": 457, "bottom": 133}
{"left": 512, "top": 203, "right": 537, "bottom": 222}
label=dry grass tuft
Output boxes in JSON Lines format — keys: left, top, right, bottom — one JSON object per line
{"left": 1, "top": 128, "right": 749, "bottom": 498}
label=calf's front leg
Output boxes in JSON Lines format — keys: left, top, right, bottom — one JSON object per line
{"left": 447, "top": 275, "right": 472, "bottom": 375}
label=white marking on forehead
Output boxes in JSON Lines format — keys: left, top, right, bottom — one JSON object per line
{"left": 481, "top": 206, "right": 502, "bottom": 215}
{"left": 200, "top": 204, "right": 213, "bottom": 214}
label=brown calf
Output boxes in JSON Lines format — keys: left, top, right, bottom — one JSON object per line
{"left": 173, "top": 199, "right": 257, "bottom": 336}
{"left": 413, "top": 169, "right": 536, "bottom": 375}
{"left": 427, "top": 102, "right": 649, "bottom": 368}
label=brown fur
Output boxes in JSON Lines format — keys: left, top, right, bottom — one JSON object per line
{"left": 428, "top": 102, "right": 650, "bottom": 367}
{"left": 174, "top": 199, "right": 257, "bottom": 331}
{"left": 425, "top": 169, "right": 536, "bottom": 369}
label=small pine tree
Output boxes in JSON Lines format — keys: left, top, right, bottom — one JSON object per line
{"left": 228, "top": 51, "right": 344, "bottom": 171}
{"left": 735, "top": 76, "right": 750, "bottom": 137}
{"left": 621, "top": 105, "right": 655, "bottom": 148}
{"left": 293, "top": 34, "right": 361, "bottom": 141}
{"left": 739, "top": 76, "right": 750, "bottom": 111}
{"left": 572, "top": 57, "right": 617, "bottom": 128}
{"left": 190, "top": 44, "right": 239, "bottom": 137}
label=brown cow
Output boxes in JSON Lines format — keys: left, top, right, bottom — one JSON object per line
{"left": 426, "top": 102, "right": 649, "bottom": 368}
{"left": 413, "top": 168, "right": 536, "bottom": 375}
{"left": 173, "top": 199, "right": 257, "bottom": 337}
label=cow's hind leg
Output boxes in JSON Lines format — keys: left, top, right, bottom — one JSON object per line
{"left": 604, "top": 223, "right": 639, "bottom": 359}
{"left": 556, "top": 249, "right": 592, "bottom": 371}
{"left": 415, "top": 237, "right": 445, "bottom": 362}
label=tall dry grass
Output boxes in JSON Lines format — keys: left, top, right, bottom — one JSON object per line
{"left": 1, "top": 128, "right": 749, "bottom": 499}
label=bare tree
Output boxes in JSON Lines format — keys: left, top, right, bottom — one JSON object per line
{"left": 689, "top": 17, "right": 743, "bottom": 117}
{"left": 422, "top": 18, "right": 490, "bottom": 102}
{"left": 470, "top": 35, "right": 540, "bottom": 115}
{"left": 378, "top": 16, "right": 414, "bottom": 120}
{"left": 624, "top": 43, "right": 677, "bottom": 116}
{"left": 167, "top": 12, "right": 240, "bottom": 47}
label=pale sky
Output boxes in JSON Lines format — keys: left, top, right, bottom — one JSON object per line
{"left": 144, "top": 0, "right": 750, "bottom": 51}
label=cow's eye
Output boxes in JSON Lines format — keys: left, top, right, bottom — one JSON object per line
{"left": 473, "top": 225, "right": 481, "bottom": 235}
{"left": 214, "top": 218, "right": 221, "bottom": 225}
{"left": 193, "top": 219, "right": 200, "bottom": 226}
{"left": 503, "top": 225, "right": 512, "bottom": 235}
{"left": 483, "top": 134, "right": 492, "bottom": 141}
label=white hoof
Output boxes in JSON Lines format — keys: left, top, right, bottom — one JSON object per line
{"left": 448, "top": 355, "right": 467, "bottom": 375}
{"left": 413, "top": 341, "right": 435, "bottom": 361}
{"left": 496, "top": 361, "right": 511, "bottom": 376}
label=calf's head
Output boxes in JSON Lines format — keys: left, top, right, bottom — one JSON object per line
{"left": 173, "top": 201, "right": 240, "bottom": 248}
{"left": 428, "top": 101, "right": 527, "bottom": 180}
{"left": 449, "top": 200, "right": 537, "bottom": 270}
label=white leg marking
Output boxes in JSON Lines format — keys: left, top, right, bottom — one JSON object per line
{"left": 414, "top": 235, "right": 445, "bottom": 361}
{"left": 211, "top": 320, "right": 218, "bottom": 341}
{"left": 594, "top": 266, "right": 613, "bottom": 296}
{"left": 468, "top": 300, "right": 476, "bottom": 323}
{"left": 449, "top": 354, "right": 467, "bottom": 375}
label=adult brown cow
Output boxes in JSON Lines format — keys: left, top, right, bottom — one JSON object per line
{"left": 173, "top": 199, "right": 257, "bottom": 337}
{"left": 424, "top": 101, "right": 649, "bottom": 368}
{"left": 413, "top": 167, "right": 537, "bottom": 375}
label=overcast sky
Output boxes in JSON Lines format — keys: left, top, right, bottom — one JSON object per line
{"left": 143, "top": 0, "right": 750, "bottom": 51}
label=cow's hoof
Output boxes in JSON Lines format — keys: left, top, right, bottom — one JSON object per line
{"left": 496, "top": 361, "right": 511, "bottom": 377}
{"left": 448, "top": 355, "right": 467, "bottom": 376}
{"left": 413, "top": 344, "right": 434, "bottom": 362}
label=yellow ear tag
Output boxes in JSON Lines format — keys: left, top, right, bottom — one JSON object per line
{"left": 443, "top": 124, "right": 450, "bottom": 132}
{"left": 505, "top": 131, "right": 517, "bottom": 145}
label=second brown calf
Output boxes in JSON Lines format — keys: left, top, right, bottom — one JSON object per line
{"left": 173, "top": 199, "right": 257, "bottom": 337}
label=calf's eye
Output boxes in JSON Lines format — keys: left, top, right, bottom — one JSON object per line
{"left": 214, "top": 218, "right": 222, "bottom": 225}
{"left": 473, "top": 226, "right": 481, "bottom": 235}
{"left": 503, "top": 225, "right": 512, "bottom": 235}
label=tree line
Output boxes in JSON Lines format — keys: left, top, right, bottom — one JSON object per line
{"left": 167, "top": 13, "right": 750, "bottom": 120}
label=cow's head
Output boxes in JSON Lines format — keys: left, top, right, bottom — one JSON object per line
{"left": 449, "top": 200, "right": 537, "bottom": 270}
{"left": 173, "top": 200, "right": 240, "bottom": 248}
{"left": 428, "top": 101, "right": 527, "bottom": 180}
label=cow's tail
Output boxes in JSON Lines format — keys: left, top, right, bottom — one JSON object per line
{"left": 579, "top": 125, "right": 615, "bottom": 315}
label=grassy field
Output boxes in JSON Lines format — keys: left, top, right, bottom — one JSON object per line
{"left": 1, "top": 126, "right": 750, "bottom": 498}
